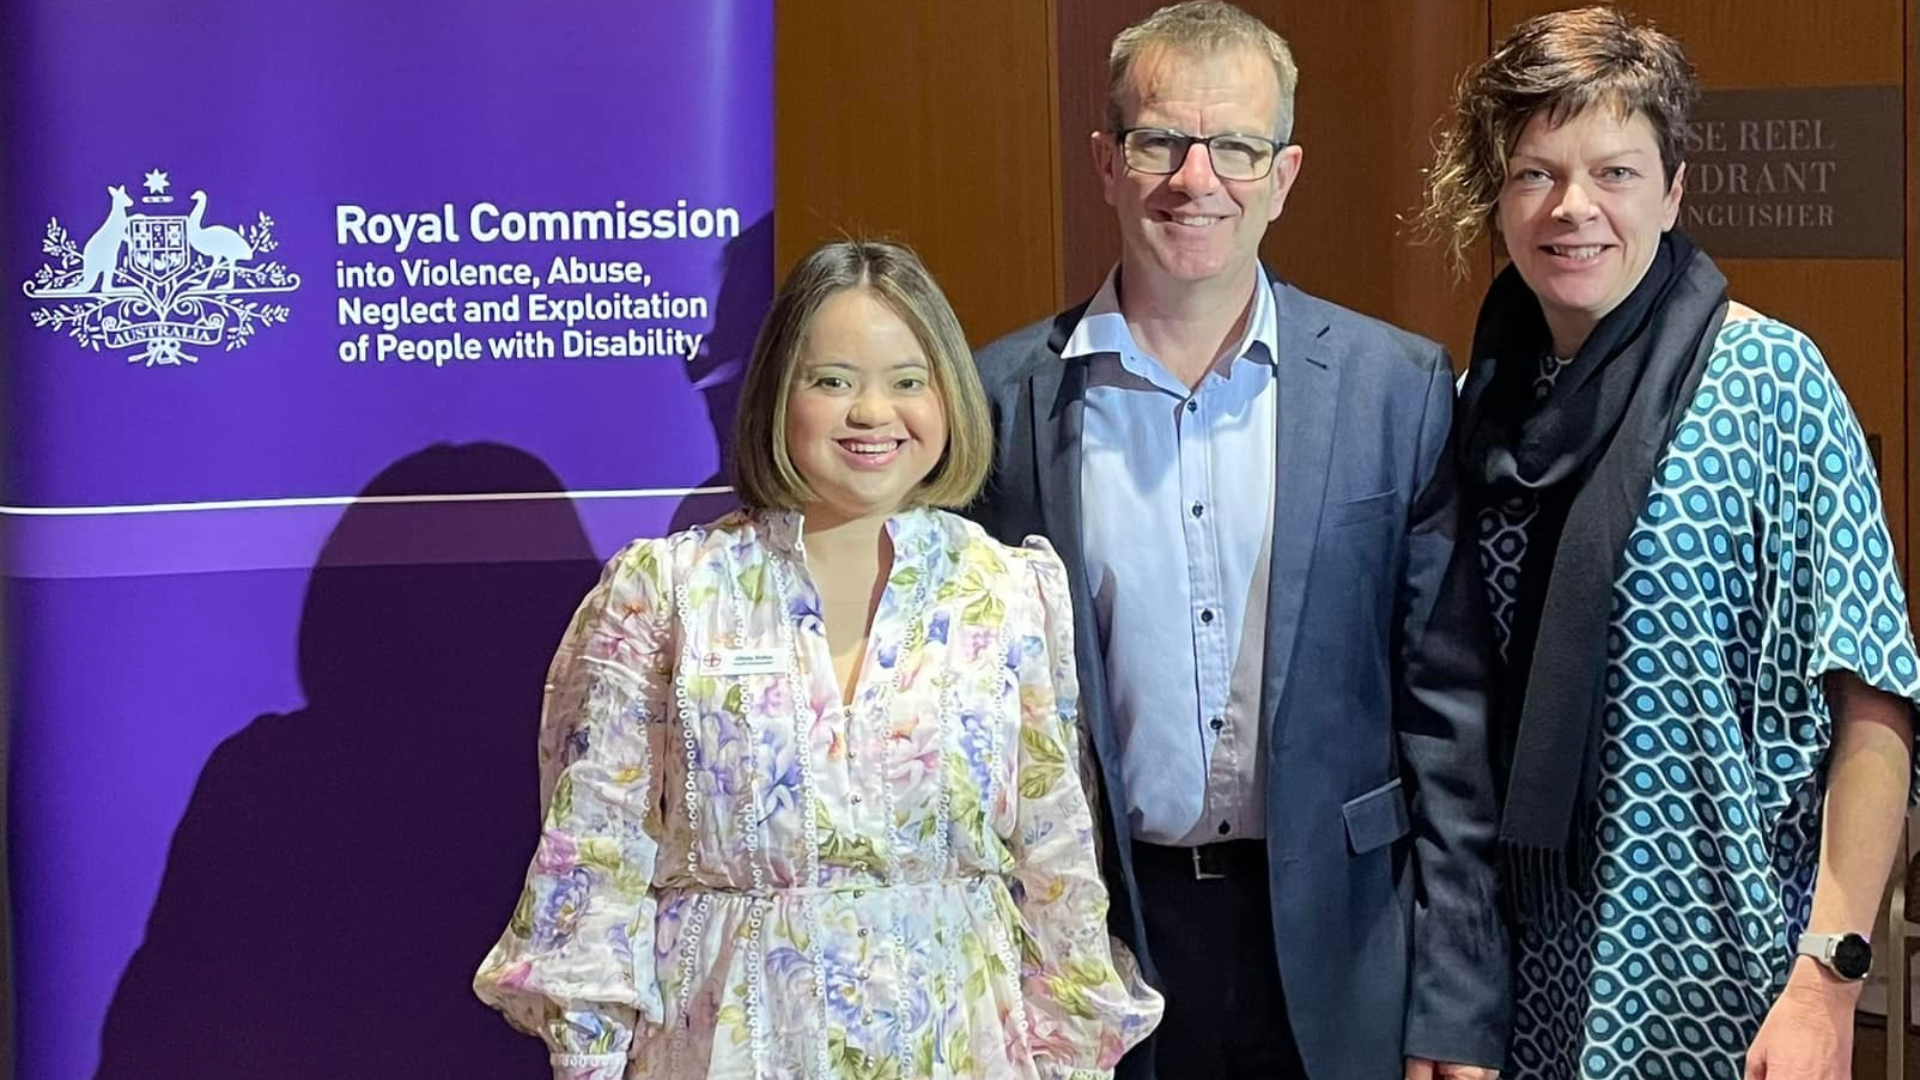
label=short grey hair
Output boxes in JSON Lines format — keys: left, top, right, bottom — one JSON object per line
{"left": 1107, "top": 1, "right": 1299, "bottom": 142}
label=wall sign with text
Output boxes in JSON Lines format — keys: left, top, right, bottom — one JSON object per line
{"left": 1678, "top": 86, "right": 1903, "bottom": 259}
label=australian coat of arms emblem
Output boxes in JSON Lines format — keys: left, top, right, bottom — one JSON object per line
{"left": 21, "top": 169, "right": 300, "bottom": 366}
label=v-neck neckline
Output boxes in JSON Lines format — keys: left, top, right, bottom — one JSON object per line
{"left": 769, "top": 508, "right": 932, "bottom": 714}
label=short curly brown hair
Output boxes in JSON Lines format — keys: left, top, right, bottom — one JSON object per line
{"left": 1416, "top": 6, "right": 1699, "bottom": 273}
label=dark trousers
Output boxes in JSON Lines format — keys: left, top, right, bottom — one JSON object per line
{"left": 1129, "top": 839, "right": 1308, "bottom": 1080}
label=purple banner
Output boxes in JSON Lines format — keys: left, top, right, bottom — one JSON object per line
{"left": 3, "top": 2, "right": 770, "bottom": 1077}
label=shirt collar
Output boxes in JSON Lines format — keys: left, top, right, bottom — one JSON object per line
{"left": 756, "top": 505, "right": 938, "bottom": 561}
{"left": 1061, "top": 265, "right": 1279, "bottom": 377}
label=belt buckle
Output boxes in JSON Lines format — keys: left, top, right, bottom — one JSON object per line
{"left": 1191, "top": 846, "right": 1228, "bottom": 881}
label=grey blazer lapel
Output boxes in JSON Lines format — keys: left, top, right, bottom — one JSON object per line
{"left": 1026, "top": 339, "right": 1156, "bottom": 981}
{"left": 1029, "top": 358, "right": 1088, "bottom": 588}
{"left": 1026, "top": 355, "right": 1126, "bottom": 770}
{"left": 1260, "top": 283, "right": 1340, "bottom": 743}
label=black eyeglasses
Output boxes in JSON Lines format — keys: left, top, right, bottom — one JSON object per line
{"left": 1114, "top": 127, "right": 1288, "bottom": 181}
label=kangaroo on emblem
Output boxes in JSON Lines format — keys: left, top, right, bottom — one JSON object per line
{"left": 63, "top": 184, "right": 134, "bottom": 295}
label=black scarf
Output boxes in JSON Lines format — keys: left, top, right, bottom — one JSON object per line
{"left": 1457, "top": 230, "right": 1729, "bottom": 880}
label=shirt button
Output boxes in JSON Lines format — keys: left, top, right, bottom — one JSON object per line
{"left": 1185, "top": 400, "right": 1198, "bottom": 413}
{"left": 1210, "top": 716, "right": 1225, "bottom": 732}
{"left": 1199, "top": 609, "right": 1214, "bottom": 624}
{"left": 1191, "top": 502, "right": 1204, "bottom": 518}
{"left": 1218, "top": 821, "right": 1231, "bottom": 836}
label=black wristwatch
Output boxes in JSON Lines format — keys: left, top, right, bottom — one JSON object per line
{"left": 1796, "top": 932, "right": 1873, "bottom": 981}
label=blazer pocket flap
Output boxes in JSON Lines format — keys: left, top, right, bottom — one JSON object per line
{"left": 1326, "top": 489, "right": 1396, "bottom": 527}
{"left": 1341, "top": 776, "right": 1410, "bottom": 854}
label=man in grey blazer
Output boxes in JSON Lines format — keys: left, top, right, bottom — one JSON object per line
{"left": 968, "top": 5, "right": 1510, "bottom": 1079}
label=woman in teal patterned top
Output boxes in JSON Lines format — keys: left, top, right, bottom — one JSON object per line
{"left": 1420, "top": 8, "right": 1920, "bottom": 1079}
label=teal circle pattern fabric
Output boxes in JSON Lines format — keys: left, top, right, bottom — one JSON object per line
{"left": 1477, "top": 317, "right": 1920, "bottom": 1079}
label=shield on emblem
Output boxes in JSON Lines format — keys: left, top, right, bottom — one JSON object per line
{"left": 127, "top": 214, "right": 190, "bottom": 278}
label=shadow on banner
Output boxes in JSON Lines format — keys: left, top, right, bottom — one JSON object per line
{"left": 670, "top": 211, "right": 771, "bottom": 534}
{"left": 93, "top": 443, "right": 601, "bottom": 1080}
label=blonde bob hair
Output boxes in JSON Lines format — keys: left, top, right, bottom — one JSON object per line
{"left": 731, "top": 239, "right": 991, "bottom": 511}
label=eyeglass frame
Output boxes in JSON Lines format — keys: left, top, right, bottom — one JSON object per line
{"left": 1110, "top": 127, "right": 1292, "bottom": 181}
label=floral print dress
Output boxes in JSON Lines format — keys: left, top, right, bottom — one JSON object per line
{"left": 476, "top": 507, "right": 1162, "bottom": 1080}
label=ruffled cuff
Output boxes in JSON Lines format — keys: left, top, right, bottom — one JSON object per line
{"left": 552, "top": 1051, "right": 626, "bottom": 1080}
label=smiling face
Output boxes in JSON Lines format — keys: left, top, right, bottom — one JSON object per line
{"left": 782, "top": 286, "right": 948, "bottom": 528}
{"left": 1094, "top": 43, "right": 1302, "bottom": 296}
{"left": 1495, "top": 104, "right": 1684, "bottom": 355}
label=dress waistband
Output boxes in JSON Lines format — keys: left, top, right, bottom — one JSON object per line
{"left": 657, "top": 872, "right": 997, "bottom": 899}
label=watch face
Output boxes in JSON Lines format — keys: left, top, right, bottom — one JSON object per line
{"left": 1833, "top": 934, "right": 1873, "bottom": 980}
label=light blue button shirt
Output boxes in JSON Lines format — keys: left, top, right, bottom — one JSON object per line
{"left": 1068, "top": 268, "right": 1278, "bottom": 845}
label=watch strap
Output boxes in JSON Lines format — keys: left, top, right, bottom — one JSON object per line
{"left": 1796, "top": 931, "right": 1871, "bottom": 979}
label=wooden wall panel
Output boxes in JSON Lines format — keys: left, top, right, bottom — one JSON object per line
{"left": 774, "top": 0, "right": 1060, "bottom": 345}
{"left": 1258, "top": 4, "right": 1491, "bottom": 358}
{"left": 1493, "top": 2, "right": 1903, "bottom": 85}
{"left": 1056, "top": 0, "right": 1172, "bottom": 306}
{"left": 1908, "top": 0, "right": 1918, "bottom": 642}
{"left": 1491, "top": 0, "right": 1912, "bottom": 609}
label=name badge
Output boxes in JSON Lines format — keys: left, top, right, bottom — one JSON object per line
{"left": 698, "top": 649, "right": 785, "bottom": 676}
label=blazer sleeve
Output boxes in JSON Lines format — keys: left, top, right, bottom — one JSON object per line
{"left": 1392, "top": 349, "right": 1513, "bottom": 1067}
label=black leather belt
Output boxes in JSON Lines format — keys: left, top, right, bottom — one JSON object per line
{"left": 1134, "top": 838, "right": 1265, "bottom": 881}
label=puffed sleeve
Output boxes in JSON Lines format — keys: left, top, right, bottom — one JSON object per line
{"left": 474, "top": 538, "right": 675, "bottom": 1080}
{"left": 1004, "top": 536, "right": 1164, "bottom": 1080}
